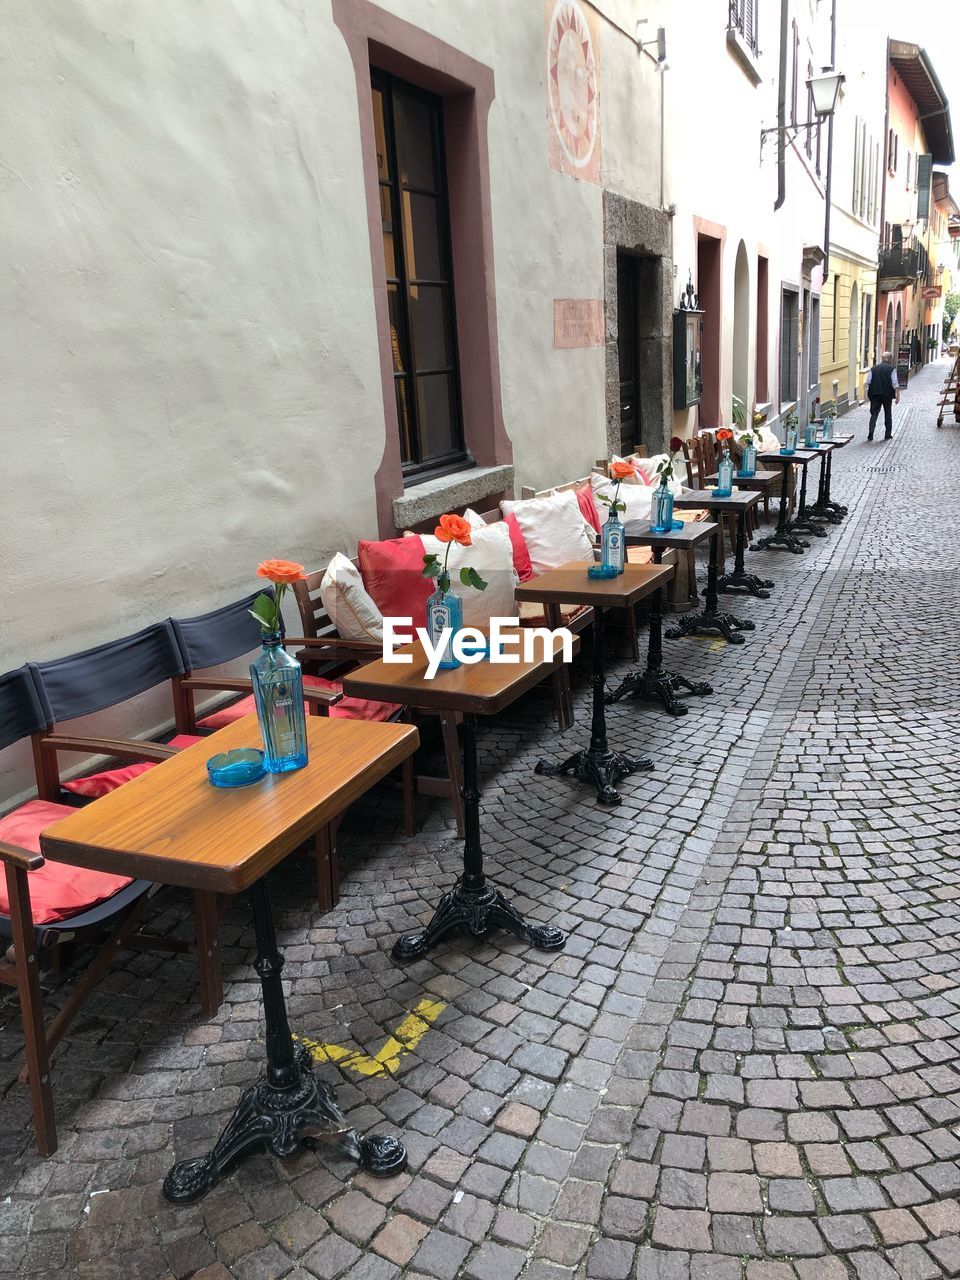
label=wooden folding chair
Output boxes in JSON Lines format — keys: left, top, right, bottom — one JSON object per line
{"left": 0, "top": 664, "right": 173, "bottom": 1155}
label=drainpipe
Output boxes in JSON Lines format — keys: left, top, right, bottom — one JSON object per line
{"left": 822, "top": 0, "right": 837, "bottom": 262}
{"left": 875, "top": 38, "right": 891, "bottom": 365}
{"left": 775, "top": 0, "right": 788, "bottom": 210}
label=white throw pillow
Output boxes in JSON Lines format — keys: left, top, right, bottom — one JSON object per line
{"left": 501, "top": 490, "right": 596, "bottom": 575}
{"left": 757, "top": 425, "right": 782, "bottom": 450}
{"left": 633, "top": 453, "right": 685, "bottom": 496}
{"left": 590, "top": 474, "right": 656, "bottom": 529}
{"left": 415, "top": 520, "right": 518, "bottom": 626}
{"left": 319, "top": 552, "right": 384, "bottom": 641}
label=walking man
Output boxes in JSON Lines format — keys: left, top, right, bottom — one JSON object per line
{"left": 865, "top": 351, "right": 900, "bottom": 440}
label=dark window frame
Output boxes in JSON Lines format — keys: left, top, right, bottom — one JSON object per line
{"left": 780, "top": 286, "right": 799, "bottom": 405}
{"left": 371, "top": 67, "right": 467, "bottom": 481}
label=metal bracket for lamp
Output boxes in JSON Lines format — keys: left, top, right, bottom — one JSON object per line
{"left": 760, "top": 70, "right": 845, "bottom": 158}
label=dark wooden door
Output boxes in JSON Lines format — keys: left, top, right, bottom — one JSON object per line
{"left": 617, "top": 254, "right": 641, "bottom": 455}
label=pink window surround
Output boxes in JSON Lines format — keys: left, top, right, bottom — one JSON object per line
{"left": 332, "top": 0, "right": 510, "bottom": 535}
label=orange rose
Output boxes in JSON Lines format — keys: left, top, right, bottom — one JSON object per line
{"left": 610, "top": 460, "right": 635, "bottom": 481}
{"left": 716, "top": 428, "right": 733, "bottom": 443}
{"left": 256, "top": 558, "right": 306, "bottom": 584}
{"left": 434, "top": 514, "right": 473, "bottom": 546}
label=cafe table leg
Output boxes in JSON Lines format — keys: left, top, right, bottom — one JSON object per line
{"left": 163, "top": 877, "right": 406, "bottom": 1204}
{"left": 606, "top": 550, "right": 712, "bottom": 714}
{"left": 753, "top": 462, "right": 810, "bottom": 554}
{"left": 535, "top": 606, "right": 653, "bottom": 804}
{"left": 393, "top": 715, "right": 566, "bottom": 959}
{"left": 805, "top": 452, "right": 841, "bottom": 524}
{"left": 788, "top": 459, "right": 828, "bottom": 538}
{"left": 665, "top": 527, "right": 755, "bottom": 645}
{"left": 823, "top": 450, "right": 848, "bottom": 518}
{"left": 716, "top": 510, "right": 776, "bottom": 598}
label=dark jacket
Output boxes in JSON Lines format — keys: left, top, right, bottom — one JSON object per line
{"left": 869, "top": 362, "right": 896, "bottom": 398}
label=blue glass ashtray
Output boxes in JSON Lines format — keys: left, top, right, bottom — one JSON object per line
{"left": 738, "top": 470, "right": 756, "bottom": 478}
{"left": 207, "top": 748, "right": 266, "bottom": 788}
{"left": 710, "top": 488, "right": 733, "bottom": 498}
{"left": 779, "top": 448, "right": 797, "bottom": 456}
{"left": 458, "top": 639, "right": 489, "bottom": 659}
{"left": 649, "top": 523, "right": 672, "bottom": 535}
{"left": 588, "top": 564, "right": 621, "bottom": 579}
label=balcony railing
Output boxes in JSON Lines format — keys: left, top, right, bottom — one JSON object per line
{"left": 878, "top": 242, "right": 919, "bottom": 281}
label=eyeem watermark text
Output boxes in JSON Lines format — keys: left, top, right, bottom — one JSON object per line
{"left": 383, "top": 616, "right": 575, "bottom": 679}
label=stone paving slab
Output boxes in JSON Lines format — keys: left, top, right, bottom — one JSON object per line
{"left": 1, "top": 360, "right": 957, "bottom": 1278}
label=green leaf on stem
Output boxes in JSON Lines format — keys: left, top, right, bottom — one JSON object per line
{"left": 459, "top": 566, "right": 488, "bottom": 591}
{"left": 422, "top": 553, "right": 441, "bottom": 578}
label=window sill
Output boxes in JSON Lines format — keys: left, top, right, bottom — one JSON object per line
{"left": 726, "top": 28, "right": 762, "bottom": 86}
{"left": 393, "top": 463, "right": 515, "bottom": 530}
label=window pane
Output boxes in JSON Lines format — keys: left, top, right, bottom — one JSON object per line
{"left": 409, "top": 285, "right": 453, "bottom": 372}
{"left": 380, "top": 185, "right": 396, "bottom": 278}
{"left": 402, "top": 192, "right": 445, "bottom": 281}
{"left": 372, "top": 87, "right": 392, "bottom": 185}
{"left": 393, "top": 90, "right": 440, "bottom": 192}
{"left": 415, "top": 372, "right": 457, "bottom": 460}
{"left": 395, "top": 376, "right": 415, "bottom": 464}
{"left": 387, "top": 286, "right": 407, "bottom": 373}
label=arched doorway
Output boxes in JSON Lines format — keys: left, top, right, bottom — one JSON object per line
{"left": 733, "top": 241, "right": 750, "bottom": 418}
{"left": 894, "top": 301, "right": 903, "bottom": 355}
{"left": 848, "top": 281, "right": 859, "bottom": 404}
{"left": 885, "top": 300, "right": 893, "bottom": 355}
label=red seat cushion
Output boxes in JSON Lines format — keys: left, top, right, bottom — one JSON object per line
{"left": 503, "top": 513, "right": 534, "bottom": 582}
{"left": 198, "top": 675, "right": 400, "bottom": 731}
{"left": 62, "top": 734, "right": 205, "bottom": 798}
{"left": 574, "top": 483, "right": 601, "bottom": 533}
{"left": 0, "top": 800, "right": 134, "bottom": 925}
{"left": 357, "top": 535, "right": 432, "bottom": 628}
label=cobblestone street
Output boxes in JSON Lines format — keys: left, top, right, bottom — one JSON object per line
{"left": 2, "top": 358, "right": 958, "bottom": 1278}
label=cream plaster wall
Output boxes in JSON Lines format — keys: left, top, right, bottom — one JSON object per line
{"left": 668, "top": 0, "right": 831, "bottom": 434}
{"left": 1, "top": 0, "right": 667, "bottom": 803}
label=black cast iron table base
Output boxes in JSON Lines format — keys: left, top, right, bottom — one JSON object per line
{"left": 665, "top": 515, "right": 755, "bottom": 644}
{"left": 394, "top": 715, "right": 566, "bottom": 960}
{"left": 537, "top": 603, "right": 653, "bottom": 804}
{"left": 393, "top": 878, "right": 564, "bottom": 960}
{"left": 605, "top": 545, "right": 712, "bottom": 715}
{"left": 164, "top": 880, "right": 405, "bottom": 1204}
{"left": 788, "top": 515, "right": 828, "bottom": 538}
{"left": 606, "top": 667, "right": 712, "bottom": 716}
{"left": 716, "top": 569, "right": 775, "bottom": 597}
{"left": 667, "top": 609, "right": 754, "bottom": 645}
{"left": 536, "top": 746, "right": 653, "bottom": 805}
{"left": 807, "top": 447, "right": 847, "bottom": 522}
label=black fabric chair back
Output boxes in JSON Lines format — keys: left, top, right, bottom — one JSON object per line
{"left": 0, "top": 666, "right": 49, "bottom": 751}
{"left": 29, "top": 622, "right": 184, "bottom": 726}
{"left": 171, "top": 590, "right": 279, "bottom": 672}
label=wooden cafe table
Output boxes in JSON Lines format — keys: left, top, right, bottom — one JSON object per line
{"left": 514, "top": 562, "right": 672, "bottom": 806}
{"left": 40, "top": 713, "right": 418, "bottom": 1203}
{"left": 342, "top": 631, "right": 579, "bottom": 961}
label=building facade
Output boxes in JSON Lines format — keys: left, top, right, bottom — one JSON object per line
{"left": 876, "top": 41, "right": 954, "bottom": 377}
{"left": 669, "top": 0, "right": 834, "bottom": 440}
{"left": 816, "top": 6, "right": 886, "bottom": 412}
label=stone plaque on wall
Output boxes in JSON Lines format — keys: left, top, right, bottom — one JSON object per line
{"left": 553, "top": 299, "right": 604, "bottom": 349}
{"left": 545, "top": 0, "right": 602, "bottom": 185}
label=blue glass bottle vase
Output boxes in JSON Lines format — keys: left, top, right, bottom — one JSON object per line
{"left": 600, "top": 508, "right": 626, "bottom": 574}
{"left": 821, "top": 414, "right": 833, "bottom": 441}
{"left": 782, "top": 426, "right": 798, "bottom": 455}
{"left": 739, "top": 443, "right": 757, "bottom": 477}
{"left": 804, "top": 421, "right": 819, "bottom": 448}
{"left": 426, "top": 577, "right": 463, "bottom": 670}
{"left": 715, "top": 449, "right": 734, "bottom": 497}
{"left": 650, "top": 482, "right": 674, "bottom": 533}
{"left": 250, "top": 633, "right": 309, "bottom": 774}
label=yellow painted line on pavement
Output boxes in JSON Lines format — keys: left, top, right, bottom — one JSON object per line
{"left": 294, "top": 997, "right": 446, "bottom": 1077}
